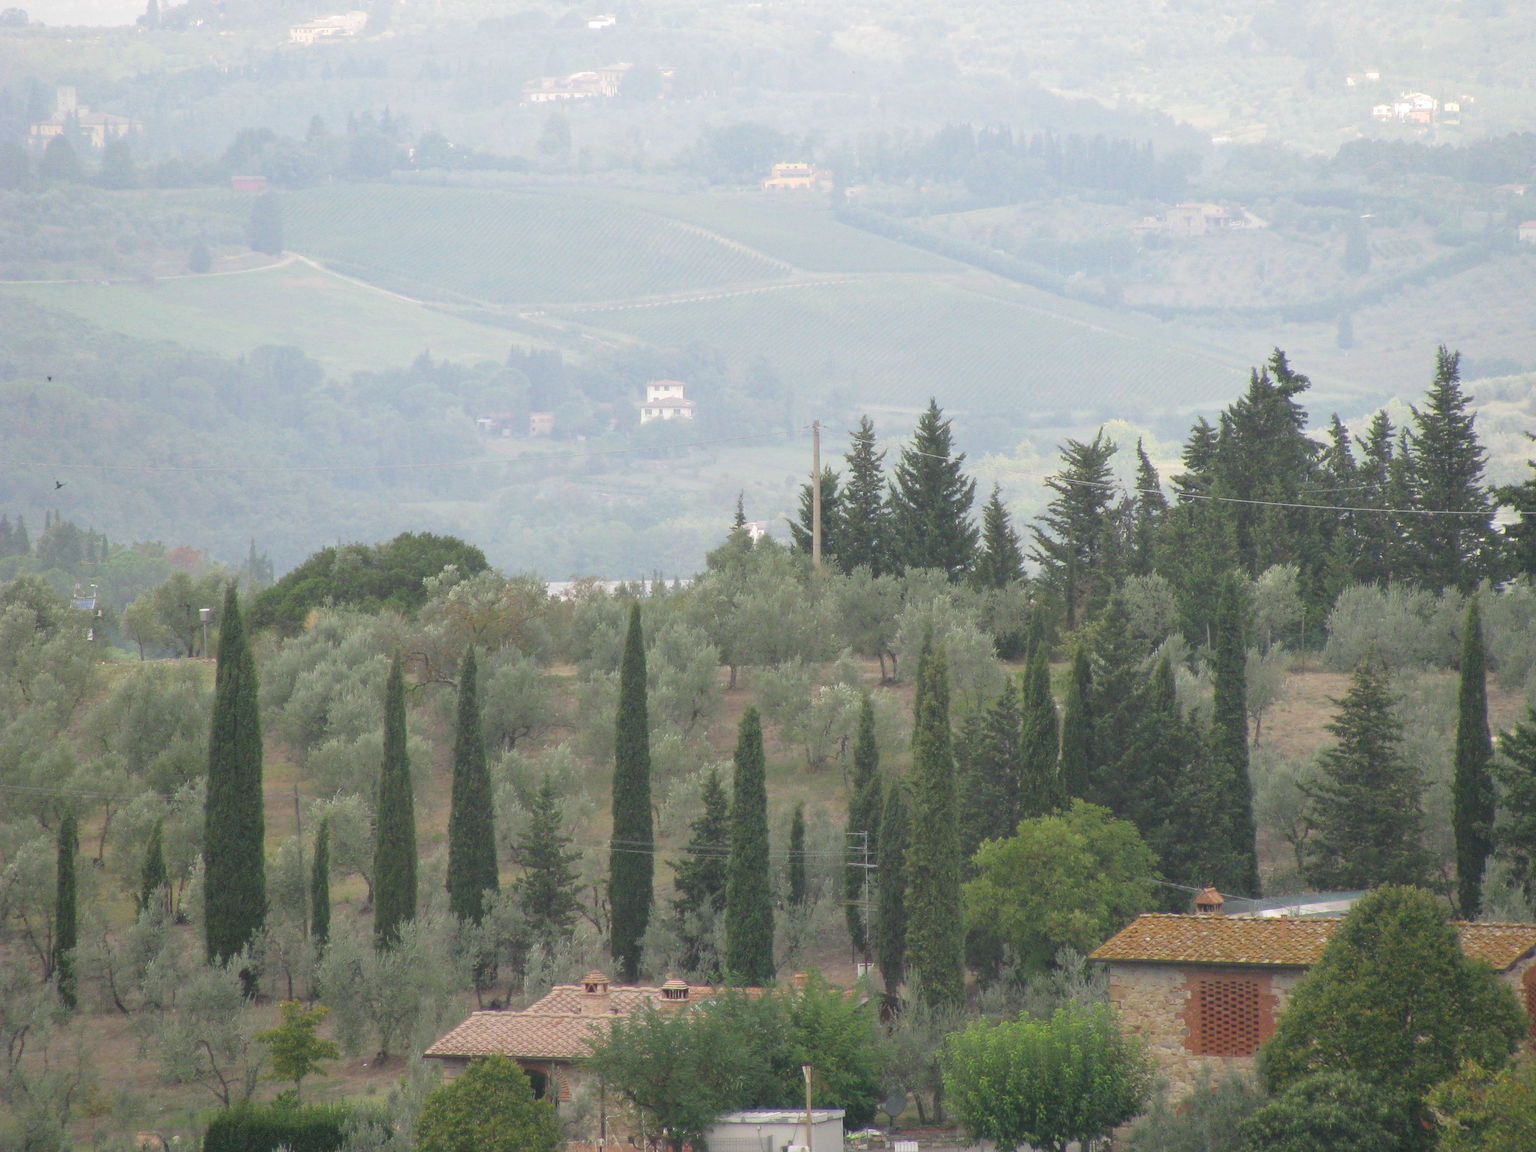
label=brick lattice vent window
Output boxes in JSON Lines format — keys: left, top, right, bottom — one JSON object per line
{"left": 1191, "top": 977, "right": 1263, "bottom": 1056}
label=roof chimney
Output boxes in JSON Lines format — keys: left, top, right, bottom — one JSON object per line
{"left": 1195, "top": 887, "right": 1225, "bottom": 916}
{"left": 792, "top": 972, "right": 809, "bottom": 991}
{"left": 580, "top": 970, "right": 610, "bottom": 1014}
{"left": 657, "top": 977, "right": 691, "bottom": 1010}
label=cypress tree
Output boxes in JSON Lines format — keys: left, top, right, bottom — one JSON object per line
{"left": 957, "top": 679, "right": 1022, "bottom": 861}
{"left": 845, "top": 695, "right": 882, "bottom": 962}
{"left": 725, "top": 707, "right": 774, "bottom": 985}
{"left": 1304, "top": 660, "right": 1432, "bottom": 890}
{"left": 205, "top": 584, "right": 267, "bottom": 969}
{"left": 373, "top": 654, "right": 417, "bottom": 949}
{"left": 447, "top": 648, "right": 498, "bottom": 925}
{"left": 1058, "top": 643, "right": 1093, "bottom": 802}
{"left": 1454, "top": 598, "right": 1496, "bottom": 918}
{"left": 310, "top": 815, "right": 330, "bottom": 948}
{"left": 138, "top": 817, "right": 169, "bottom": 916}
{"left": 1018, "top": 642, "right": 1061, "bottom": 820}
{"left": 876, "top": 779, "right": 909, "bottom": 994}
{"left": 1083, "top": 597, "right": 1148, "bottom": 811}
{"left": 841, "top": 416, "right": 891, "bottom": 576}
{"left": 787, "top": 803, "right": 807, "bottom": 909}
{"left": 54, "top": 812, "right": 78, "bottom": 1009}
{"left": 609, "top": 602, "right": 654, "bottom": 983}
{"left": 1212, "top": 571, "right": 1260, "bottom": 895}
{"left": 515, "top": 776, "right": 583, "bottom": 950}
{"left": 888, "top": 399, "right": 978, "bottom": 580}
{"left": 671, "top": 768, "right": 731, "bottom": 978}
{"left": 904, "top": 634, "right": 964, "bottom": 1010}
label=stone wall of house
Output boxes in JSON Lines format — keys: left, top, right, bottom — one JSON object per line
{"left": 1106, "top": 963, "right": 1306, "bottom": 1099}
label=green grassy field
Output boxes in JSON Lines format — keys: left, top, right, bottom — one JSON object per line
{"left": 2, "top": 260, "right": 531, "bottom": 373}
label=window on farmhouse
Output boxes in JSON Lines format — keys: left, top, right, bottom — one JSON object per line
{"left": 1189, "top": 976, "right": 1264, "bottom": 1056}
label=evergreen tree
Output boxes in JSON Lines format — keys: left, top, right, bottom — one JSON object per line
{"left": 515, "top": 776, "right": 583, "bottom": 950}
{"left": 1495, "top": 711, "right": 1536, "bottom": 906}
{"left": 876, "top": 780, "right": 909, "bottom": 993}
{"left": 1405, "top": 347, "right": 1496, "bottom": 592}
{"left": 671, "top": 768, "right": 730, "bottom": 977}
{"left": 845, "top": 696, "right": 882, "bottom": 962}
{"left": 96, "top": 138, "right": 137, "bottom": 189}
{"left": 841, "top": 416, "right": 891, "bottom": 576}
{"left": 1349, "top": 410, "right": 1408, "bottom": 586}
{"left": 904, "top": 635, "right": 964, "bottom": 1010}
{"left": 957, "top": 679, "right": 1022, "bottom": 861}
{"left": 787, "top": 804, "right": 808, "bottom": 909}
{"left": 54, "top": 813, "right": 77, "bottom": 1009}
{"left": 1018, "top": 643, "right": 1061, "bottom": 820}
{"left": 888, "top": 400, "right": 978, "bottom": 580}
{"left": 789, "top": 467, "right": 843, "bottom": 568}
{"left": 1454, "top": 599, "right": 1496, "bottom": 919}
{"left": 1211, "top": 571, "right": 1260, "bottom": 895}
{"left": 447, "top": 648, "right": 498, "bottom": 925}
{"left": 1128, "top": 440, "right": 1167, "bottom": 575}
{"left": 39, "top": 135, "right": 80, "bottom": 184}
{"left": 1083, "top": 597, "right": 1148, "bottom": 810}
{"left": 373, "top": 654, "right": 417, "bottom": 949}
{"left": 725, "top": 707, "right": 774, "bottom": 984}
{"left": 1058, "top": 644, "right": 1093, "bottom": 802}
{"left": 609, "top": 603, "right": 654, "bottom": 983}
{"left": 1304, "top": 661, "right": 1432, "bottom": 890}
{"left": 205, "top": 585, "right": 267, "bottom": 970}
{"left": 138, "top": 817, "right": 169, "bottom": 916}
{"left": 310, "top": 815, "right": 330, "bottom": 948}
{"left": 972, "top": 486, "right": 1025, "bottom": 589}
{"left": 1031, "top": 431, "right": 1119, "bottom": 629}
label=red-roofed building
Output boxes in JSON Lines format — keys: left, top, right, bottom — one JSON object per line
{"left": 1090, "top": 910, "right": 1536, "bottom": 1097}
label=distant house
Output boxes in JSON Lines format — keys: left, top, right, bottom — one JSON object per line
{"left": 1374, "top": 90, "right": 1438, "bottom": 125}
{"left": 1135, "top": 203, "right": 1263, "bottom": 238}
{"left": 230, "top": 175, "right": 268, "bottom": 192}
{"left": 640, "top": 379, "right": 696, "bottom": 424}
{"left": 523, "top": 62, "right": 632, "bottom": 103}
{"left": 1518, "top": 222, "right": 1536, "bottom": 245}
{"left": 29, "top": 87, "right": 140, "bottom": 150}
{"left": 762, "top": 161, "right": 829, "bottom": 191}
{"left": 289, "top": 10, "right": 368, "bottom": 45}
{"left": 587, "top": 13, "right": 617, "bottom": 29}
{"left": 529, "top": 411, "right": 555, "bottom": 437}
{"left": 1090, "top": 902, "right": 1536, "bottom": 1099}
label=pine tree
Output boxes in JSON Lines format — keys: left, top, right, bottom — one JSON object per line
{"left": 1031, "top": 431, "right": 1119, "bottom": 629}
{"left": 1405, "top": 347, "right": 1496, "bottom": 592}
{"left": 790, "top": 466, "right": 843, "bottom": 568}
{"left": 205, "top": 584, "right": 267, "bottom": 969}
{"left": 1305, "top": 661, "right": 1433, "bottom": 890}
{"left": 1455, "top": 598, "right": 1496, "bottom": 918}
{"left": 609, "top": 603, "right": 654, "bottom": 983}
{"left": 841, "top": 416, "right": 891, "bottom": 576}
{"left": 1059, "top": 644, "right": 1093, "bottom": 802}
{"left": 957, "top": 679, "right": 1022, "bottom": 861}
{"left": 845, "top": 696, "right": 882, "bottom": 961}
{"left": 373, "top": 654, "right": 417, "bottom": 949}
{"left": 904, "top": 635, "right": 964, "bottom": 1010}
{"left": 1018, "top": 643, "right": 1061, "bottom": 819}
{"left": 515, "top": 776, "right": 583, "bottom": 950}
{"left": 876, "top": 779, "right": 909, "bottom": 993}
{"left": 310, "top": 815, "right": 331, "bottom": 948}
{"left": 725, "top": 707, "right": 774, "bottom": 985}
{"left": 671, "top": 768, "right": 730, "bottom": 977}
{"left": 787, "top": 804, "right": 808, "bottom": 909}
{"left": 54, "top": 813, "right": 78, "bottom": 1009}
{"left": 972, "top": 485, "right": 1025, "bottom": 589}
{"left": 888, "top": 399, "right": 978, "bottom": 580}
{"left": 1211, "top": 571, "right": 1260, "bottom": 895}
{"left": 447, "top": 648, "right": 499, "bottom": 925}
{"left": 1083, "top": 597, "right": 1148, "bottom": 811}
{"left": 138, "top": 817, "right": 169, "bottom": 916}
{"left": 1128, "top": 440, "right": 1167, "bottom": 575}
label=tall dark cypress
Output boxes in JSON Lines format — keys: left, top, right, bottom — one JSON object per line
{"left": 875, "top": 780, "right": 909, "bottom": 993}
{"left": 1212, "top": 572, "right": 1260, "bottom": 895}
{"left": 1455, "top": 598, "right": 1496, "bottom": 918}
{"left": 373, "top": 654, "right": 417, "bottom": 949}
{"left": 1058, "top": 644, "right": 1093, "bottom": 802}
{"left": 845, "top": 695, "right": 882, "bottom": 962}
{"left": 204, "top": 584, "right": 267, "bottom": 968}
{"left": 310, "top": 815, "right": 331, "bottom": 948}
{"left": 138, "top": 817, "right": 169, "bottom": 916}
{"left": 957, "top": 680, "right": 1022, "bottom": 861}
{"left": 904, "top": 634, "right": 964, "bottom": 1010}
{"left": 725, "top": 707, "right": 774, "bottom": 984}
{"left": 787, "top": 804, "right": 808, "bottom": 909}
{"left": 671, "top": 768, "right": 731, "bottom": 978}
{"left": 54, "top": 812, "right": 77, "bottom": 1009}
{"left": 609, "top": 602, "right": 654, "bottom": 983}
{"left": 1018, "top": 642, "right": 1061, "bottom": 819}
{"left": 447, "top": 648, "right": 498, "bottom": 925}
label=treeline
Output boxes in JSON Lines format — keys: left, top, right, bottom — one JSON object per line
{"left": 1334, "top": 130, "right": 1536, "bottom": 186}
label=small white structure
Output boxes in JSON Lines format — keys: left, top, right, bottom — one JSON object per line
{"left": 639, "top": 379, "right": 696, "bottom": 424}
{"left": 707, "top": 1110, "right": 845, "bottom": 1152}
{"left": 290, "top": 11, "right": 368, "bottom": 45}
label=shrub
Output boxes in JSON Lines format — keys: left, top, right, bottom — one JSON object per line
{"left": 203, "top": 1100, "right": 350, "bottom": 1152}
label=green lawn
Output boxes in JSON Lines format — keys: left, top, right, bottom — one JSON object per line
{"left": 3, "top": 261, "right": 529, "bottom": 374}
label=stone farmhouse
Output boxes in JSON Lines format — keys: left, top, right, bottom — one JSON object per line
{"left": 640, "top": 379, "right": 695, "bottom": 424}
{"left": 1091, "top": 900, "right": 1536, "bottom": 1099}
{"left": 289, "top": 11, "right": 368, "bottom": 45}
{"left": 29, "top": 87, "right": 139, "bottom": 150}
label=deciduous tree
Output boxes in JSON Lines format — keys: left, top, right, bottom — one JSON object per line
{"left": 415, "top": 1056, "right": 561, "bottom": 1152}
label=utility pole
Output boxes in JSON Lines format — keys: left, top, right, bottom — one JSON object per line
{"left": 811, "top": 420, "right": 822, "bottom": 573}
{"left": 802, "top": 1064, "right": 814, "bottom": 1152}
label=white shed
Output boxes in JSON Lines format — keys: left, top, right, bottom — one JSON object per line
{"left": 706, "top": 1110, "right": 845, "bottom": 1152}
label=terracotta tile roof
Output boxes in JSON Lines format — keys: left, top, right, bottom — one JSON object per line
{"left": 1090, "top": 914, "right": 1536, "bottom": 972}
